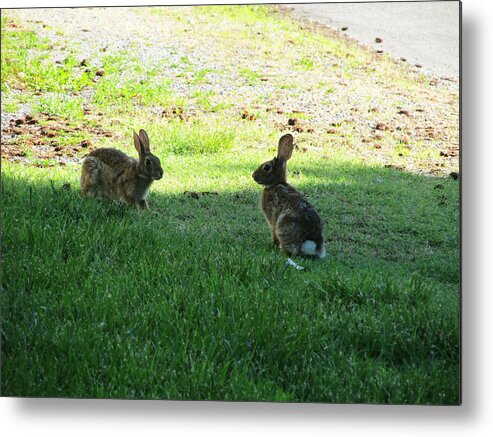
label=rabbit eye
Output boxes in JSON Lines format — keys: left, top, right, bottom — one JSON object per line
{"left": 145, "top": 158, "right": 152, "bottom": 166}
{"left": 263, "top": 163, "right": 271, "bottom": 171}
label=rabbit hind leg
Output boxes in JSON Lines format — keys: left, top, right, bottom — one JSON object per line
{"left": 276, "top": 216, "right": 302, "bottom": 256}
{"left": 80, "top": 156, "right": 103, "bottom": 198}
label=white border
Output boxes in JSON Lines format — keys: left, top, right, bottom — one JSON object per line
{"left": 2, "top": 0, "right": 492, "bottom": 436}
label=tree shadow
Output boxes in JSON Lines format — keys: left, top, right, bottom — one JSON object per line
{"left": 1, "top": 161, "right": 460, "bottom": 403}
{"left": 1, "top": 160, "right": 459, "bottom": 284}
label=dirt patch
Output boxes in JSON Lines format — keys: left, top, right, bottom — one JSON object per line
{"left": 274, "top": 116, "right": 314, "bottom": 134}
{"left": 183, "top": 190, "right": 219, "bottom": 199}
{"left": 287, "top": 117, "right": 314, "bottom": 133}
{"left": 1, "top": 113, "right": 114, "bottom": 166}
{"left": 160, "top": 105, "right": 191, "bottom": 121}
{"left": 5, "top": 18, "right": 22, "bottom": 29}
{"left": 449, "top": 171, "right": 459, "bottom": 180}
{"left": 240, "top": 109, "right": 256, "bottom": 121}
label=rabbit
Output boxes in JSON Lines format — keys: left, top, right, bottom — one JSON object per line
{"left": 252, "top": 133, "right": 326, "bottom": 258}
{"left": 80, "top": 129, "right": 163, "bottom": 209}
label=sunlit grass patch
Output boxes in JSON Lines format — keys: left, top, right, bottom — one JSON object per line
{"left": 152, "top": 121, "right": 236, "bottom": 155}
{"left": 1, "top": 18, "right": 94, "bottom": 94}
{"left": 192, "top": 90, "right": 232, "bottom": 113}
{"left": 239, "top": 67, "right": 263, "bottom": 86}
{"left": 293, "top": 56, "right": 314, "bottom": 70}
{"left": 33, "top": 94, "right": 85, "bottom": 120}
{"left": 93, "top": 75, "right": 174, "bottom": 110}
{"left": 192, "top": 4, "right": 274, "bottom": 26}
{"left": 1, "top": 93, "right": 21, "bottom": 112}
{"left": 1, "top": 19, "right": 48, "bottom": 91}
{"left": 191, "top": 68, "right": 214, "bottom": 84}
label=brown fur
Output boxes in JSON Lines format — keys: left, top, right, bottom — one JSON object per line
{"left": 252, "top": 134, "right": 325, "bottom": 257}
{"left": 80, "top": 129, "right": 163, "bottom": 209}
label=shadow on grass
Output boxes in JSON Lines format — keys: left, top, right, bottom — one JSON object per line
{"left": 0, "top": 162, "right": 460, "bottom": 404}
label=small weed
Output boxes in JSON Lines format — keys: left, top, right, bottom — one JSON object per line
{"left": 239, "top": 67, "right": 262, "bottom": 86}
{"left": 34, "top": 94, "right": 85, "bottom": 120}
{"left": 294, "top": 56, "right": 314, "bottom": 70}
{"left": 191, "top": 68, "right": 214, "bottom": 84}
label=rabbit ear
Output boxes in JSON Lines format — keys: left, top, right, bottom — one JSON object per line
{"left": 133, "top": 131, "right": 145, "bottom": 155}
{"left": 138, "top": 129, "right": 150, "bottom": 153}
{"left": 277, "top": 134, "right": 294, "bottom": 162}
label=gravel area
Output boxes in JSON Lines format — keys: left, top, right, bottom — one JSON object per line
{"left": 2, "top": 6, "right": 459, "bottom": 175}
{"left": 288, "top": 2, "right": 460, "bottom": 79}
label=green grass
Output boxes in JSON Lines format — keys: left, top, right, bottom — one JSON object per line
{"left": 294, "top": 56, "right": 315, "bottom": 70}
{"left": 1, "top": 25, "right": 93, "bottom": 93}
{"left": 0, "top": 94, "right": 21, "bottom": 112}
{"left": 191, "top": 68, "right": 214, "bottom": 85}
{"left": 151, "top": 121, "right": 237, "bottom": 155}
{"left": 34, "top": 94, "right": 86, "bottom": 120}
{"left": 192, "top": 90, "right": 232, "bottom": 113}
{"left": 1, "top": 156, "right": 460, "bottom": 403}
{"left": 1, "top": 8, "right": 460, "bottom": 404}
{"left": 239, "top": 68, "right": 263, "bottom": 86}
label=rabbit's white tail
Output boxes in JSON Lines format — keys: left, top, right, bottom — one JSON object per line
{"left": 301, "top": 240, "right": 326, "bottom": 259}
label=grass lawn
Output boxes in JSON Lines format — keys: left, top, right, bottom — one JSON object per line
{"left": 1, "top": 6, "right": 459, "bottom": 404}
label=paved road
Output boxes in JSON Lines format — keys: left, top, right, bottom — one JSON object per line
{"left": 290, "top": 1, "right": 460, "bottom": 79}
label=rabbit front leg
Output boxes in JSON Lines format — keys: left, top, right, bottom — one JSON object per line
{"left": 137, "top": 199, "right": 148, "bottom": 210}
{"left": 264, "top": 217, "right": 279, "bottom": 246}
{"left": 121, "top": 192, "right": 142, "bottom": 209}
{"left": 270, "top": 226, "right": 280, "bottom": 247}
{"left": 272, "top": 231, "right": 279, "bottom": 246}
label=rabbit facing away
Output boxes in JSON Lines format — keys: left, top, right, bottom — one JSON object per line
{"left": 80, "top": 129, "right": 163, "bottom": 209}
{"left": 252, "top": 134, "right": 326, "bottom": 258}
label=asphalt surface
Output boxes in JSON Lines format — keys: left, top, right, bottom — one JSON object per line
{"left": 290, "top": 1, "right": 460, "bottom": 79}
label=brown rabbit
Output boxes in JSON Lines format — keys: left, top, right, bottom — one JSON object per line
{"left": 252, "top": 134, "right": 326, "bottom": 258}
{"left": 80, "top": 129, "right": 163, "bottom": 209}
